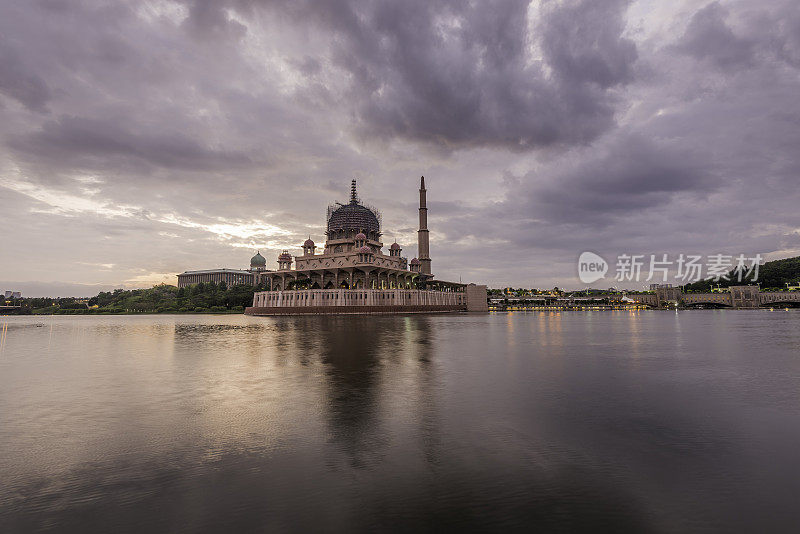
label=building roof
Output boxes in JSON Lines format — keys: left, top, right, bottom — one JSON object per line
{"left": 180, "top": 269, "right": 255, "bottom": 275}
{"left": 390, "top": 242, "right": 401, "bottom": 250}
{"left": 250, "top": 251, "right": 266, "bottom": 266}
{"left": 303, "top": 238, "right": 315, "bottom": 247}
{"left": 410, "top": 257, "right": 420, "bottom": 265}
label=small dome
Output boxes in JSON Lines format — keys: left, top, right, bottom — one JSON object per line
{"left": 250, "top": 251, "right": 266, "bottom": 266}
{"left": 358, "top": 245, "right": 372, "bottom": 254}
{"left": 355, "top": 232, "right": 367, "bottom": 240}
{"left": 278, "top": 251, "right": 292, "bottom": 261}
{"left": 410, "top": 257, "right": 420, "bottom": 265}
{"left": 390, "top": 242, "right": 401, "bottom": 250}
{"left": 303, "top": 238, "right": 315, "bottom": 247}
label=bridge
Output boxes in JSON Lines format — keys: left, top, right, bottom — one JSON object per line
{"left": 627, "top": 286, "right": 800, "bottom": 308}
{"left": 487, "top": 286, "right": 800, "bottom": 310}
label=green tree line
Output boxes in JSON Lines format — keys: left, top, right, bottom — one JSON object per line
{"left": 4, "top": 282, "right": 258, "bottom": 315}
{"left": 683, "top": 256, "right": 800, "bottom": 292}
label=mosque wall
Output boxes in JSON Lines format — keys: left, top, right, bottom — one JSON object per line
{"left": 251, "top": 288, "right": 465, "bottom": 309}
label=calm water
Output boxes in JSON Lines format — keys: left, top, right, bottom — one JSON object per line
{"left": 1, "top": 311, "right": 800, "bottom": 533}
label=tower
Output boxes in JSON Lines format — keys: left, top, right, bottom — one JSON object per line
{"left": 303, "top": 237, "right": 316, "bottom": 256}
{"left": 417, "top": 176, "right": 431, "bottom": 275}
{"left": 277, "top": 250, "right": 293, "bottom": 271}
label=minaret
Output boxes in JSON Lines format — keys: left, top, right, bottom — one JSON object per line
{"left": 418, "top": 176, "right": 431, "bottom": 275}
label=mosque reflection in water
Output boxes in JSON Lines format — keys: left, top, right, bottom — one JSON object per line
{"left": 170, "top": 315, "right": 439, "bottom": 468}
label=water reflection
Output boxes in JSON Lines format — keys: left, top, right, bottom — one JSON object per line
{"left": 315, "top": 316, "right": 436, "bottom": 467}
{"left": 2, "top": 313, "right": 800, "bottom": 532}
{"left": 320, "top": 316, "right": 386, "bottom": 465}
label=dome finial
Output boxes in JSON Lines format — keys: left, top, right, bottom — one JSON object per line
{"left": 350, "top": 179, "right": 358, "bottom": 204}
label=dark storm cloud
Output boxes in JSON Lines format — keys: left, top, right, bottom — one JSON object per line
{"left": 0, "top": 41, "right": 51, "bottom": 112}
{"left": 506, "top": 133, "right": 715, "bottom": 224}
{"left": 207, "top": 0, "right": 639, "bottom": 151}
{"left": 675, "top": 2, "right": 755, "bottom": 70}
{"left": 773, "top": 10, "right": 800, "bottom": 68}
{"left": 11, "top": 115, "right": 253, "bottom": 171}
{"left": 434, "top": 129, "right": 720, "bottom": 255}
{"left": 424, "top": 0, "right": 800, "bottom": 276}
{"left": 351, "top": 0, "right": 635, "bottom": 150}
{"left": 182, "top": 0, "right": 247, "bottom": 40}
{"left": 540, "top": 0, "right": 637, "bottom": 88}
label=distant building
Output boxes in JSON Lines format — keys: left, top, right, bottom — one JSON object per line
{"left": 4, "top": 291, "right": 21, "bottom": 298}
{"left": 650, "top": 283, "right": 673, "bottom": 290}
{"left": 177, "top": 268, "right": 255, "bottom": 288}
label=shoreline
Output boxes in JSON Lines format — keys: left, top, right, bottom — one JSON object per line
{"left": 5, "top": 308, "right": 799, "bottom": 318}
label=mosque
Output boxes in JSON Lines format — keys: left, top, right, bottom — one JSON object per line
{"left": 178, "top": 177, "right": 487, "bottom": 313}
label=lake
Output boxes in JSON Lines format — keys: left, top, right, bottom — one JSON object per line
{"left": 1, "top": 311, "right": 800, "bottom": 532}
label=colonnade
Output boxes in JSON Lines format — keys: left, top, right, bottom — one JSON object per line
{"left": 257, "top": 268, "right": 422, "bottom": 291}
{"left": 252, "top": 288, "right": 466, "bottom": 308}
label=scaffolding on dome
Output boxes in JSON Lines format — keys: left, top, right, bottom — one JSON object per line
{"left": 325, "top": 202, "right": 382, "bottom": 235}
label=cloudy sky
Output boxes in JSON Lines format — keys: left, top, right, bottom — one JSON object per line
{"left": 1, "top": 0, "right": 799, "bottom": 296}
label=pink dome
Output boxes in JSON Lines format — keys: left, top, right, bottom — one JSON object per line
{"left": 390, "top": 242, "right": 401, "bottom": 250}
{"left": 410, "top": 257, "right": 420, "bottom": 265}
{"left": 358, "top": 245, "right": 372, "bottom": 254}
{"left": 303, "top": 238, "right": 315, "bottom": 247}
{"left": 355, "top": 232, "right": 367, "bottom": 240}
